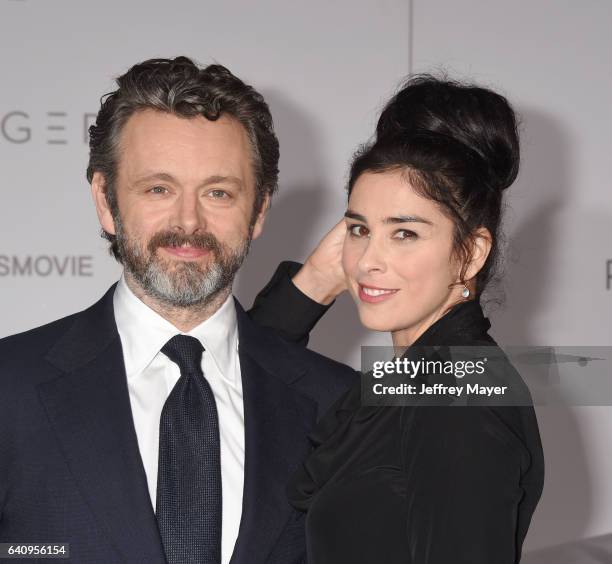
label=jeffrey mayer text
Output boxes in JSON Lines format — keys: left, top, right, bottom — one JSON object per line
{"left": 372, "top": 382, "right": 508, "bottom": 397}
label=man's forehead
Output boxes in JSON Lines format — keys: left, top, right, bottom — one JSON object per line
{"left": 117, "top": 109, "right": 255, "bottom": 184}
{"left": 119, "top": 109, "right": 249, "bottom": 148}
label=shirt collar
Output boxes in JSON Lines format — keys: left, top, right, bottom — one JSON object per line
{"left": 113, "top": 273, "right": 239, "bottom": 386}
{"left": 411, "top": 299, "right": 492, "bottom": 347}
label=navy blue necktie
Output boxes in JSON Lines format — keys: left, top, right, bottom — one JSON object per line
{"left": 156, "top": 335, "right": 222, "bottom": 564}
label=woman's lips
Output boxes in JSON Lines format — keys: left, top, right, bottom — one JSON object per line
{"left": 358, "top": 284, "right": 399, "bottom": 303}
{"left": 160, "top": 245, "right": 210, "bottom": 259}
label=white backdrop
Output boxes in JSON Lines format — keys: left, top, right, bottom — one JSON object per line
{"left": 1, "top": 0, "right": 611, "bottom": 558}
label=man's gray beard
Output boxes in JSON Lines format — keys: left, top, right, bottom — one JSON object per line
{"left": 114, "top": 215, "right": 250, "bottom": 308}
{"left": 138, "top": 258, "right": 229, "bottom": 307}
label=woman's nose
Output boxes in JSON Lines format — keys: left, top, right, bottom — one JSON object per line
{"left": 357, "top": 238, "right": 386, "bottom": 274}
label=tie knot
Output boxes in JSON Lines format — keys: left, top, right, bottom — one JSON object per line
{"left": 161, "top": 335, "right": 205, "bottom": 374}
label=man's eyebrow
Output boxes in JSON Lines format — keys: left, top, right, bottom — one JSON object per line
{"left": 134, "top": 172, "right": 245, "bottom": 189}
{"left": 134, "top": 172, "right": 177, "bottom": 184}
{"left": 201, "top": 175, "right": 245, "bottom": 189}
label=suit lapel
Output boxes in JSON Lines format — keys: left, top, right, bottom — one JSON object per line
{"left": 39, "top": 285, "right": 167, "bottom": 564}
{"left": 231, "top": 302, "right": 317, "bottom": 564}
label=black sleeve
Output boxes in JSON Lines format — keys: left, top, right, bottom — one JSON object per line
{"left": 247, "top": 261, "right": 332, "bottom": 346}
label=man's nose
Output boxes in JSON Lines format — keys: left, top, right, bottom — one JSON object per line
{"left": 170, "top": 191, "right": 205, "bottom": 234}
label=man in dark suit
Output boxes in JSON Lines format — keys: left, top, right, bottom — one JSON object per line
{"left": 0, "top": 57, "right": 354, "bottom": 564}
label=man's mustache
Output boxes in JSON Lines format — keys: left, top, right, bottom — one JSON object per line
{"left": 147, "top": 231, "right": 223, "bottom": 255}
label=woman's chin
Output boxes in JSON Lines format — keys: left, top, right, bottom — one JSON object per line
{"left": 357, "top": 310, "right": 395, "bottom": 333}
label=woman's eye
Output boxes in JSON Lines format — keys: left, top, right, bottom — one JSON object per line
{"left": 348, "top": 224, "right": 369, "bottom": 237}
{"left": 394, "top": 229, "right": 418, "bottom": 240}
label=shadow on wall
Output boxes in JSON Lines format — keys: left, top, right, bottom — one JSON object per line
{"left": 523, "top": 532, "right": 612, "bottom": 564}
{"left": 488, "top": 109, "right": 592, "bottom": 550}
{"left": 235, "top": 89, "right": 367, "bottom": 362}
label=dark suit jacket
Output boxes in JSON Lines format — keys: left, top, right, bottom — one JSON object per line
{"left": 0, "top": 283, "right": 355, "bottom": 563}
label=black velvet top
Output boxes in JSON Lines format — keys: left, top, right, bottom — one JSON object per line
{"left": 250, "top": 263, "right": 544, "bottom": 564}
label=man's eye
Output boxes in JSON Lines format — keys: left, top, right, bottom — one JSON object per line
{"left": 149, "top": 186, "right": 168, "bottom": 195}
{"left": 394, "top": 229, "right": 418, "bottom": 240}
{"left": 348, "top": 224, "right": 369, "bottom": 237}
{"left": 209, "top": 189, "right": 229, "bottom": 199}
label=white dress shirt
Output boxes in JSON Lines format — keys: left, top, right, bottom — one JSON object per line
{"left": 113, "top": 275, "right": 244, "bottom": 564}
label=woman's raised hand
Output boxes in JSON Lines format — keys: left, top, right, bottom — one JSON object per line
{"left": 292, "top": 219, "right": 347, "bottom": 305}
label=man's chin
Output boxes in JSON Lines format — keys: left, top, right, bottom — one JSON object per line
{"left": 145, "top": 282, "right": 228, "bottom": 308}
{"left": 140, "top": 264, "right": 230, "bottom": 307}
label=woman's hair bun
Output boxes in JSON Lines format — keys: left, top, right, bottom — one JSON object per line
{"left": 375, "top": 74, "right": 520, "bottom": 193}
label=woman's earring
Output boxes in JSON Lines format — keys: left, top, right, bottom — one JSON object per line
{"left": 461, "top": 285, "right": 470, "bottom": 299}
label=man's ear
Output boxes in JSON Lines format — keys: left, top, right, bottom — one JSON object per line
{"left": 91, "top": 172, "right": 116, "bottom": 235}
{"left": 464, "top": 227, "right": 492, "bottom": 281}
{"left": 250, "top": 194, "right": 271, "bottom": 240}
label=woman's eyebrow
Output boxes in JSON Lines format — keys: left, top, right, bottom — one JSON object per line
{"left": 345, "top": 210, "right": 433, "bottom": 225}
{"left": 384, "top": 215, "right": 433, "bottom": 226}
{"left": 344, "top": 210, "right": 367, "bottom": 222}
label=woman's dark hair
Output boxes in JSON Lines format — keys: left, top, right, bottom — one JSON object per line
{"left": 349, "top": 74, "right": 519, "bottom": 298}
{"left": 86, "top": 56, "right": 279, "bottom": 261}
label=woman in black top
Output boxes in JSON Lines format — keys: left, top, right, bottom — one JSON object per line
{"left": 252, "top": 75, "right": 544, "bottom": 563}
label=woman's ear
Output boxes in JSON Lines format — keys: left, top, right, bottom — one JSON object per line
{"left": 464, "top": 227, "right": 492, "bottom": 281}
